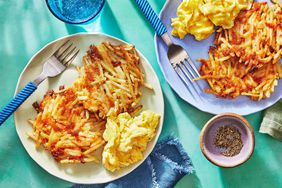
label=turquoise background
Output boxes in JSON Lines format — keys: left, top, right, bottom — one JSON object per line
{"left": 0, "top": 0, "right": 281, "bottom": 187}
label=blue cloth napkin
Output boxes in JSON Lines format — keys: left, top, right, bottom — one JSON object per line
{"left": 74, "top": 137, "right": 194, "bottom": 188}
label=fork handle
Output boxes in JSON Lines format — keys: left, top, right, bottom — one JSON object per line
{"left": 0, "top": 81, "right": 37, "bottom": 125}
{"left": 135, "top": 0, "right": 167, "bottom": 36}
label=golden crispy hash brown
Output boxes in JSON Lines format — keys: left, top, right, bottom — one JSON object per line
{"left": 28, "top": 42, "right": 145, "bottom": 163}
{"left": 74, "top": 42, "right": 144, "bottom": 118}
{"left": 197, "top": 2, "right": 282, "bottom": 100}
{"left": 29, "top": 89, "right": 106, "bottom": 164}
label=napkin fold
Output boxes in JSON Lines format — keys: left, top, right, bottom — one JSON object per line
{"left": 260, "top": 100, "right": 282, "bottom": 141}
{"left": 74, "top": 137, "right": 194, "bottom": 188}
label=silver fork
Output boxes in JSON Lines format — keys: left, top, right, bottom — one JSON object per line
{"left": 0, "top": 40, "right": 79, "bottom": 125}
{"left": 164, "top": 35, "right": 201, "bottom": 84}
{"left": 135, "top": 0, "right": 200, "bottom": 88}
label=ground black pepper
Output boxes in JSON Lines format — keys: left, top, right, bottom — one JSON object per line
{"left": 214, "top": 125, "right": 243, "bottom": 157}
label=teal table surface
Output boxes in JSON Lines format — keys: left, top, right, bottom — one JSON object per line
{"left": 0, "top": 1, "right": 282, "bottom": 187}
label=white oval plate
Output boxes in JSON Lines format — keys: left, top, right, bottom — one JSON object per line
{"left": 14, "top": 33, "right": 164, "bottom": 184}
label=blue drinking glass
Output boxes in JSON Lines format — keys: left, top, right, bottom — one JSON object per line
{"left": 46, "top": 0, "right": 105, "bottom": 24}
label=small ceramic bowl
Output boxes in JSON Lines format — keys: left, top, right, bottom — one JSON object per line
{"left": 200, "top": 113, "right": 255, "bottom": 168}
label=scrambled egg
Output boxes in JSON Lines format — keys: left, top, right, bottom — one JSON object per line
{"left": 171, "top": 0, "right": 252, "bottom": 40}
{"left": 102, "top": 110, "right": 160, "bottom": 172}
{"left": 171, "top": 0, "right": 214, "bottom": 40}
{"left": 200, "top": 0, "right": 252, "bottom": 29}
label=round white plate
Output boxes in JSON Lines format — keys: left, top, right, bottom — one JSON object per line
{"left": 14, "top": 33, "right": 164, "bottom": 184}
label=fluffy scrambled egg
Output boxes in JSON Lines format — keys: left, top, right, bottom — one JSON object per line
{"left": 102, "top": 110, "right": 160, "bottom": 172}
{"left": 171, "top": 0, "right": 252, "bottom": 40}
{"left": 171, "top": 0, "right": 214, "bottom": 40}
{"left": 200, "top": 0, "right": 252, "bottom": 29}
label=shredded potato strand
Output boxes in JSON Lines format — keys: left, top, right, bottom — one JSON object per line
{"left": 197, "top": 2, "right": 282, "bottom": 100}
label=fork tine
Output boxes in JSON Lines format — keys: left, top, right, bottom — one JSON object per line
{"left": 53, "top": 40, "right": 70, "bottom": 56}
{"left": 174, "top": 66, "right": 199, "bottom": 101}
{"left": 65, "top": 49, "right": 80, "bottom": 66}
{"left": 178, "top": 63, "right": 193, "bottom": 82}
{"left": 61, "top": 46, "right": 76, "bottom": 63}
{"left": 182, "top": 60, "right": 197, "bottom": 79}
{"left": 186, "top": 57, "right": 201, "bottom": 77}
{"left": 182, "top": 60, "right": 203, "bottom": 91}
{"left": 176, "top": 64, "right": 204, "bottom": 102}
{"left": 57, "top": 43, "right": 73, "bottom": 60}
{"left": 175, "top": 66, "right": 191, "bottom": 87}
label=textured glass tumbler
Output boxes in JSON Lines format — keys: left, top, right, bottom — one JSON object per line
{"left": 46, "top": 0, "right": 105, "bottom": 24}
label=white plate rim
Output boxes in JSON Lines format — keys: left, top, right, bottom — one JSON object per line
{"left": 13, "top": 32, "right": 164, "bottom": 184}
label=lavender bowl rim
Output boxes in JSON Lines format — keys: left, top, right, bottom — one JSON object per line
{"left": 199, "top": 113, "right": 255, "bottom": 168}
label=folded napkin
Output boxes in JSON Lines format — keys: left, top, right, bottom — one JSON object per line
{"left": 74, "top": 137, "right": 194, "bottom": 188}
{"left": 260, "top": 100, "right": 282, "bottom": 140}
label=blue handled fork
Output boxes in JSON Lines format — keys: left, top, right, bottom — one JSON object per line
{"left": 0, "top": 40, "right": 79, "bottom": 125}
{"left": 135, "top": 0, "right": 201, "bottom": 88}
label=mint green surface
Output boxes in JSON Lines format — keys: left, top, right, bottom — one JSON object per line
{"left": 0, "top": 1, "right": 281, "bottom": 187}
